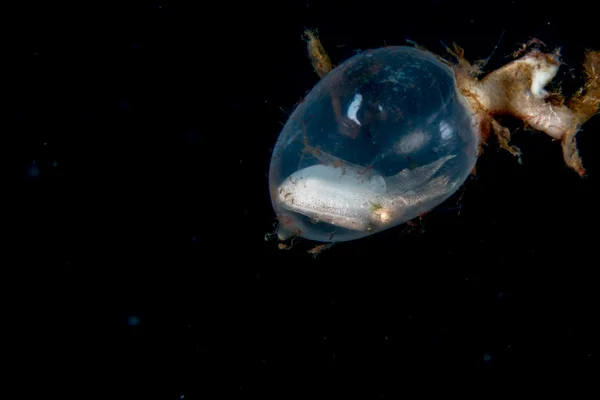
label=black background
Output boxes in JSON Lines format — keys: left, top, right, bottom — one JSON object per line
{"left": 11, "top": 1, "right": 598, "bottom": 398}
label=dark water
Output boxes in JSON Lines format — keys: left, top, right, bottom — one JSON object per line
{"left": 12, "top": 1, "right": 598, "bottom": 398}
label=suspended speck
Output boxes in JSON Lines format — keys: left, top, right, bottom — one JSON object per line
{"left": 119, "top": 99, "right": 129, "bottom": 111}
{"left": 52, "top": 161, "right": 58, "bottom": 167}
{"left": 191, "top": 236, "right": 197, "bottom": 242}
{"left": 27, "top": 162, "right": 40, "bottom": 177}
{"left": 127, "top": 316, "right": 141, "bottom": 326}
{"left": 186, "top": 129, "right": 199, "bottom": 144}
{"left": 483, "top": 353, "right": 492, "bottom": 363}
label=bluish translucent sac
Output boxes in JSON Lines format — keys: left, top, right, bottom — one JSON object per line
{"left": 269, "top": 46, "right": 479, "bottom": 242}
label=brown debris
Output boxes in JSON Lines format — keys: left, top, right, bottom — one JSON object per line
{"left": 455, "top": 46, "right": 599, "bottom": 176}
{"left": 303, "top": 29, "right": 333, "bottom": 78}
{"left": 489, "top": 119, "right": 523, "bottom": 163}
{"left": 307, "top": 243, "right": 334, "bottom": 258}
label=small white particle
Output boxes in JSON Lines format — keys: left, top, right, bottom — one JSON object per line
{"left": 346, "top": 93, "right": 363, "bottom": 126}
{"left": 439, "top": 121, "right": 453, "bottom": 140}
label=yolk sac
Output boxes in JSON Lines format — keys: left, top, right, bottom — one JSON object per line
{"left": 268, "top": 47, "right": 479, "bottom": 242}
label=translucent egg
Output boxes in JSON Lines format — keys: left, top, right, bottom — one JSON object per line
{"left": 269, "top": 46, "right": 479, "bottom": 242}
